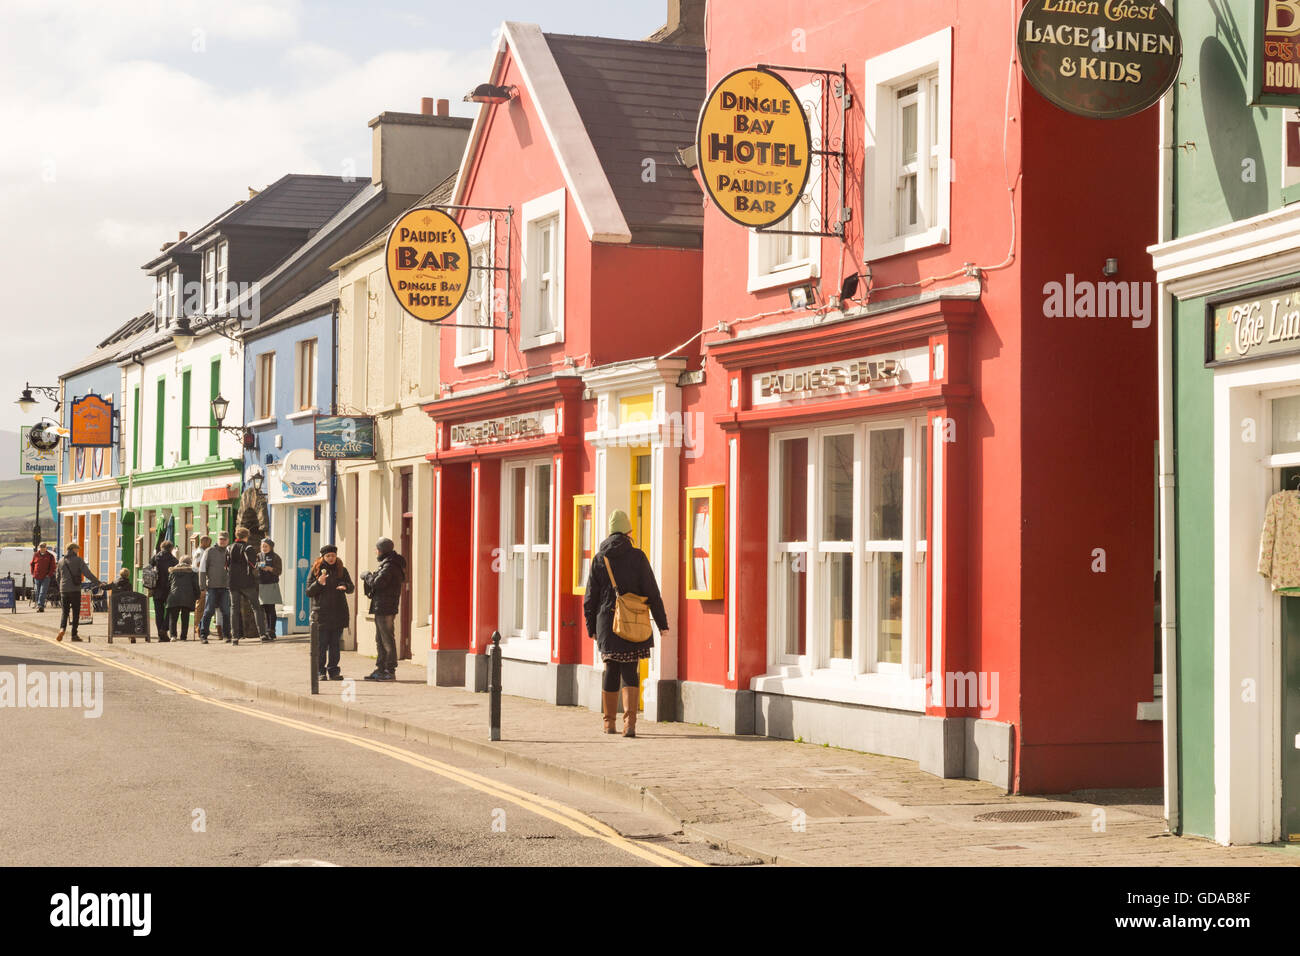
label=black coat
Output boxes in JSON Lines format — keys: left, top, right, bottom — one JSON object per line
{"left": 149, "top": 550, "right": 178, "bottom": 598}
{"left": 367, "top": 551, "right": 406, "bottom": 616}
{"left": 227, "top": 541, "right": 259, "bottom": 590}
{"left": 583, "top": 533, "right": 668, "bottom": 657}
{"left": 166, "top": 568, "right": 199, "bottom": 609}
{"left": 305, "top": 560, "right": 355, "bottom": 630}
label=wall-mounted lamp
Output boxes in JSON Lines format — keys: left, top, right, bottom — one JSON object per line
{"left": 788, "top": 283, "right": 817, "bottom": 311}
{"left": 464, "top": 83, "right": 517, "bottom": 105}
{"left": 1103, "top": 257, "right": 1119, "bottom": 276}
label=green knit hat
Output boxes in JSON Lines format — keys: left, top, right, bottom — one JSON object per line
{"left": 608, "top": 509, "right": 632, "bottom": 535}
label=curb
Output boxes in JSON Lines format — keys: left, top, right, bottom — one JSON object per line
{"left": 100, "top": 639, "right": 705, "bottom": 843}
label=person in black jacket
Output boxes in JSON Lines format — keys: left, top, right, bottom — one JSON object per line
{"left": 55, "top": 544, "right": 102, "bottom": 642}
{"left": 166, "top": 556, "right": 200, "bottom": 641}
{"left": 227, "top": 526, "right": 268, "bottom": 646}
{"left": 148, "top": 541, "right": 178, "bottom": 642}
{"left": 363, "top": 538, "right": 406, "bottom": 682}
{"left": 306, "top": 545, "right": 354, "bottom": 680}
{"left": 583, "top": 510, "right": 668, "bottom": 738}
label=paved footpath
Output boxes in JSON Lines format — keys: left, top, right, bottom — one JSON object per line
{"left": 7, "top": 607, "right": 1295, "bottom": 867}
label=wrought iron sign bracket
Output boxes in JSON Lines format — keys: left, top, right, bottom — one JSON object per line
{"left": 752, "top": 63, "right": 850, "bottom": 240}
{"left": 420, "top": 203, "right": 514, "bottom": 331}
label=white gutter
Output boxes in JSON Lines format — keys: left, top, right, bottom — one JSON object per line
{"left": 1155, "top": 0, "right": 1179, "bottom": 834}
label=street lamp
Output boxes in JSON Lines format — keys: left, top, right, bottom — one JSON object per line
{"left": 170, "top": 316, "right": 196, "bottom": 352}
{"left": 31, "top": 475, "right": 42, "bottom": 550}
{"left": 212, "top": 393, "right": 230, "bottom": 426}
{"left": 15, "top": 383, "right": 58, "bottom": 414}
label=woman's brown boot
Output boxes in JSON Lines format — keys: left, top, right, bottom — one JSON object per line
{"left": 621, "top": 685, "right": 638, "bottom": 738}
{"left": 601, "top": 691, "right": 619, "bottom": 734}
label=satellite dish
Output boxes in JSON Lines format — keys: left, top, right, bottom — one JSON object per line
{"left": 27, "top": 422, "right": 59, "bottom": 451}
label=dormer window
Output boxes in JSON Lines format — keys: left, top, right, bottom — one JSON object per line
{"left": 154, "top": 266, "right": 180, "bottom": 329}
{"left": 204, "top": 241, "right": 230, "bottom": 315}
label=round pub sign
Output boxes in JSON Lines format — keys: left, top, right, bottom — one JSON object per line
{"left": 696, "top": 67, "right": 811, "bottom": 228}
{"left": 385, "top": 207, "right": 471, "bottom": 323}
{"left": 1017, "top": 0, "right": 1181, "bottom": 120}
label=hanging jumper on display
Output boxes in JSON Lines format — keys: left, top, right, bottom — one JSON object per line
{"left": 1258, "top": 490, "right": 1300, "bottom": 594}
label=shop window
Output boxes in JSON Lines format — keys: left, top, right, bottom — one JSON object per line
{"left": 457, "top": 221, "right": 495, "bottom": 366}
{"left": 769, "top": 418, "right": 929, "bottom": 677}
{"left": 501, "top": 458, "right": 554, "bottom": 655}
{"left": 748, "top": 81, "right": 822, "bottom": 293}
{"left": 572, "top": 494, "right": 595, "bottom": 596}
{"left": 521, "top": 189, "right": 565, "bottom": 349}
{"left": 863, "top": 29, "right": 952, "bottom": 262}
{"left": 685, "top": 485, "right": 725, "bottom": 600}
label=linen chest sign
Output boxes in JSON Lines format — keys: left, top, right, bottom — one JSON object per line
{"left": 696, "top": 67, "right": 811, "bottom": 228}
{"left": 449, "top": 411, "right": 554, "bottom": 448}
{"left": 1016, "top": 0, "right": 1181, "bottom": 119}
{"left": 1254, "top": 1, "right": 1300, "bottom": 106}
{"left": 385, "top": 207, "right": 471, "bottom": 323}
{"left": 1207, "top": 282, "right": 1300, "bottom": 366}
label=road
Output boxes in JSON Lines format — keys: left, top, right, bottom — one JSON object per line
{"left": 0, "top": 626, "right": 742, "bottom": 867}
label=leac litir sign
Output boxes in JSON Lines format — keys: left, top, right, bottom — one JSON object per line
{"left": 1016, "top": 0, "right": 1181, "bottom": 120}
{"left": 696, "top": 67, "right": 811, "bottom": 228}
{"left": 1254, "top": 1, "right": 1300, "bottom": 106}
{"left": 385, "top": 207, "right": 471, "bottom": 323}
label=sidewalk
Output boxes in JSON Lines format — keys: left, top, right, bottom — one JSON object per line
{"left": 11, "top": 606, "right": 1296, "bottom": 866}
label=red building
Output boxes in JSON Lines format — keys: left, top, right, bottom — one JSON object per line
{"left": 425, "top": 1, "right": 1160, "bottom": 794}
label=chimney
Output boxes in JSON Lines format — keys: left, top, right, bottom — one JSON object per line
{"left": 368, "top": 98, "right": 473, "bottom": 194}
{"left": 647, "top": 0, "right": 705, "bottom": 45}
{"left": 178, "top": 231, "right": 188, "bottom": 241}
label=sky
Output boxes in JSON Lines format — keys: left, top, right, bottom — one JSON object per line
{"left": 0, "top": 0, "right": 667, "bottom": 475}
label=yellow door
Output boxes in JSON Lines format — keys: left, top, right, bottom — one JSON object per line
{"left": 630, "top": 448, "right": 653, "bottom": 710}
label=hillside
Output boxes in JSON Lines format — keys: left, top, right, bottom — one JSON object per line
{"left": 0, "top": 476, "right": 58, "bottom": 547}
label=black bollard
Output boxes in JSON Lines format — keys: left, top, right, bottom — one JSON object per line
{"left": 310, "top": 621, "right": 319, "bottom": 696}
{"left": 488, "top": 630, "right": 502, "bottom": 741}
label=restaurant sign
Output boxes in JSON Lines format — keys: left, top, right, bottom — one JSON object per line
{"left": 695, "top": 67, "right": 811, "bottom": 228}
{"left": 449, "top": 410, "right": 555, "bottom": 448}
{"left": 385, "top": 207, "right": 471, "bottom": 323}
{"left": 1254, "top": 1, "right": 1300, "bottom": 106}
{"left": 1206, "top": 280, "right": 1300, "bottom": 366}
{"left": 69, "top": 393, "right": 114, "bottom": 447}
{"left": 1016, "top": 0, "right": 1181, "bottom": 120}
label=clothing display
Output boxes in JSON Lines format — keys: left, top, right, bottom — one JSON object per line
{"left": 1258, "top": 490, "right": 1300, "bottom": 592}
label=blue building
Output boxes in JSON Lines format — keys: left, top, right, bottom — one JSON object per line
{"left": 242, "top": 281, "right": 336, "bottom": 633}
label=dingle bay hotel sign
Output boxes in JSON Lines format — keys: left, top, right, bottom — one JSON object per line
{"left": 1017, "top": 0, "right": 1181, "bottom": 119}
{"left": 1207, "top": 280, "right": 1300, "bottom": 366}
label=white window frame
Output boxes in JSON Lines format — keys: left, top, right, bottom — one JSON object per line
{"left": 204, "top": 246, "right": 217, "bottom": 315}
{"left": 863, "top": 28, "right": 952, "bottom": 262}
{"left": 760, "top": 416, "right": 931, "bottom": 710}
{"left": 499, "top": 457, "right": 554, "bottom": 661}
{"left": 748, "top": 81, "right": 823, "bottom": 293}
{"left": 254, "top": 351, "right": 275, "bottom": 422}
{"left": 168, "top": 267, "right": 181, "bottom": 328}
{"left": 216, "top": 241, "right": 229, "bottom": 315}
{"left": 455, "top": 220, "right": 496, "bottom": 367}
{"left": 294, "top": 338, "right": 317, "bottom": 412}
{"left": 154, "top": 274, "right": 167, "bottom": 329}
{"left": 521, "top": 188, "right": 565, "bottom": 349}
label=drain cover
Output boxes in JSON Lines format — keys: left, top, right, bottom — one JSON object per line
{"left": 974, "top": 808, "right": 1080, "bottom": 824}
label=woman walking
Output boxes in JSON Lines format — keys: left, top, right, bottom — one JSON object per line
{"left": 55, "top": 544, "right": 102, "bottom": 642}
{"left": 305, "top": 545, "right": 354, "bottom": 681}
{"left": 148, "top": 541, "right": 178, "bottom": 642}
{"left": 166, "top": 557, "right": 200, "bottom": 641}
{"left": 583, "top": 510, "right": 668, "bottom": 738}
{"left": 256, "top": 538, "right": 283, "bottom": 641}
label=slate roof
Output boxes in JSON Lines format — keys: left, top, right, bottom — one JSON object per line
{"left": 543, "top": 33, "right": 705, "bottom": 248}
{"left": 186, "top": 174, "right": 368, "bottom": 245}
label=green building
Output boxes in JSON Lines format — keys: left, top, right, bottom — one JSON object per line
{"left": 1151, "top": 0, "right": 1300, "bottom": 844}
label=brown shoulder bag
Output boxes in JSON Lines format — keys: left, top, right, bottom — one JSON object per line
{"left": 602, "top": 555, "right": 653, "bottom": 643}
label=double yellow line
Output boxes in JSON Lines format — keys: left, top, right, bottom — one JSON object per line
{"left": 1, "top": 622, "right": 703, "bottom": 868}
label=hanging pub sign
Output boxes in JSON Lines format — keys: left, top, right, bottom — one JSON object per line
{"left": 1016, "top": 0, "right": 1181, "bottom": 120}
{"left": 69, "top": 393, "right": 114, "bottom": 447}
{"left": 695, "top": 67, "right": 811, "bottom": 228}
{"left": 314, "top": 415, "right": 376, "bottom": 460}
{"left": 1205, "top": 279, "right": 1300, "bottom": 367}
{"left": 385, "top": 207, "right": 471, "bottom": 323}
{"left": 1254, "top": 0, "right": 1300, "bottom": 106}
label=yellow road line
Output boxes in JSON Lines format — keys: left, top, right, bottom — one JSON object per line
{"left": 1, "top": 622, "right": 704, "bottom": 868}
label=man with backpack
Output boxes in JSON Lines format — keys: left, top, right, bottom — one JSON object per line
{"left": 227, "top": 526, "right": 268, "bottom": 645}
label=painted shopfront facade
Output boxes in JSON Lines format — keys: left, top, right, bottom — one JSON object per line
{"left": 420, "top": 22, "right": 704, "bottom": 710}
{"left": 1148, "top": 0, "right": 1300, "bottom": 844}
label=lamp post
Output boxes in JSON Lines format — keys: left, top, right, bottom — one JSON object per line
{"left": 15, "top": 384, "right": 59, "bottom": 415}
{"left": 31, "top": 475, "right": 42, "bottom": 550}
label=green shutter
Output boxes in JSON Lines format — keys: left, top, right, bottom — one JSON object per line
{"left": 132, "top": 386, "right": 140, "bottom": 470}
{"left": 155, "top": 377, "right": 165, "bottom": 467}
{"left": 180, "top": 369, "right": 191, "bottom": 463}
{"left": 209, "top": 357, "right": 221, "bottom": 458}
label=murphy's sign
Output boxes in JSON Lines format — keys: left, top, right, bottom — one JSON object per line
{"left": 696, "top": 67, "right": 811, "bottom": 228}
{"left": 1016, "top": 0, "right": 1181, "bottom": 119}
{"left": 385, "top": 207, "right": 471, "bottom": 323}
{"left": 1206, "top": 281, "right": 1300, "bottom": 366}
{"left": 1254, "top": 1, "right": 1300, "bottom": 106}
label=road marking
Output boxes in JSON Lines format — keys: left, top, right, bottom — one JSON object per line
{"left": 0, "top": 622, "right": 703, "bottom": 868}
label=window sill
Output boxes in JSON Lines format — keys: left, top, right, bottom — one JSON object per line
{"left": 285, "top": 409, "right": 318, "bottom": 422}
{"left": 247, "top": 416, "right": 277, "bottom": 429}
{"left": 498, "top": 636, "right": 550, "bottom": 663}
{"left": 454, "top": 350, "right": 493, "bottom": 369}
{"left": 863, "top": 225, "right": 949, "bottom": 263}
{"left": 1136, "top": 699, "right": 1162, "bottom": 721}
{"left": 751, "top": 669, "right": 926, "bottom": 712}
{"left": 522, "top": 331, "right": 562, "bottom": 351}
{"left": 747, "top": 261, "right": 819, "bottom": 294}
